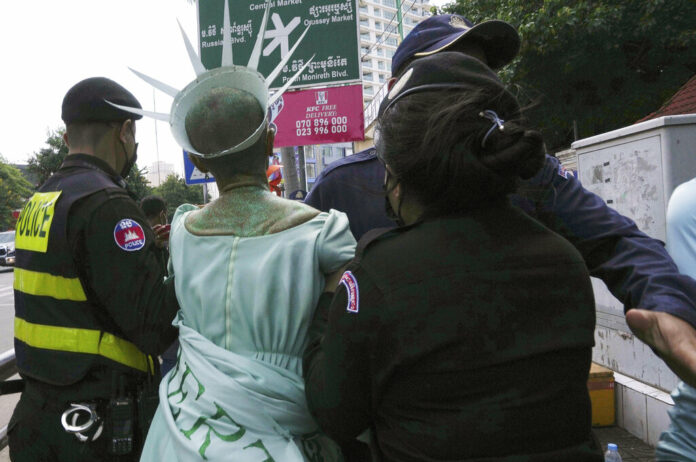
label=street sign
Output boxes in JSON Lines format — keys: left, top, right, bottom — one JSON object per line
{"left": 273, "top": 84, "right": 364, "bottom": 147}
{"left": 288, "top": 189, "right": 307, "bottom": 200}
{"left": 183, "top": 151, "right": 216, "bottom": 185}
{"left": 198, "top": 0, "right": 360, "bottom": 89}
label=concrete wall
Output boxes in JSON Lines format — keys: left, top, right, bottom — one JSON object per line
{"left": 353, "top": 123, "right": 374, "bottom": 153}
{"left": 555, "top": 148, "right": 577, "bottom": 172}
{"left": 572, "top": 115, "right": 696, "bottom": 445}
{"left": 573, "top": 115, "right": 696, "bottom": 390}
{"left": 615, "top": 372, "right": 673, "bottom": 446}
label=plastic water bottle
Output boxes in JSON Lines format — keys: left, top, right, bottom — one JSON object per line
{"left": 604, "top": 443, "right": 622, "bottom": 462}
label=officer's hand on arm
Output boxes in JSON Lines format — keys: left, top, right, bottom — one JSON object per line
{"left": 627, "top": 309, "right": 696, "bottom": 388}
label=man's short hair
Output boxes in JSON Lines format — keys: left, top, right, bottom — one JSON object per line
{"left": 140, "top": 195, "right": 167, "bottom": 219}
{"left": 65, "top": 122, "right": 121, "bottom": 150}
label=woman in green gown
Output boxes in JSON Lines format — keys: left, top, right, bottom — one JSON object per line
{"left": 140, "top": 84, "right": 355, "bottom": 461}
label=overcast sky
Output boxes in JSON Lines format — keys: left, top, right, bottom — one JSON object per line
{"left": 0, "top": 0, "right": 198, "bottom": 174}
{"left": 0, "top": 0, "right": 448, "bottom": 175}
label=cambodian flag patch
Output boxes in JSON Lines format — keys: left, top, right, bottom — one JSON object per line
{"left": 557, "top": 164, "right": 571, "bottom": 179}
{"left": 113, "top": 219, "right": 146, "bottom": 252}
{"left": 340, "top": 271, "right": 360, "bottom": 313}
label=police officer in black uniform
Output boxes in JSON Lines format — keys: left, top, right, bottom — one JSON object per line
{"left": 305, "top": 52, "right": 602, "bottom": 461}
{"left": 8, "top": 77, "right": 179, "bottom": 461}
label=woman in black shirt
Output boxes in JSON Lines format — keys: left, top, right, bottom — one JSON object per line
{"left": 303, "top": 52, "right": 601, "bottom": 461}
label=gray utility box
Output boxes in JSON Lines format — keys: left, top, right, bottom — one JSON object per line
{"left": 572, "top": 114, "right": 696, "bottom": 392}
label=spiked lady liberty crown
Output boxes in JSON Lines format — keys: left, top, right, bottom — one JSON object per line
{"left": 109, "top": 0, "right": 312, "bottom": 158}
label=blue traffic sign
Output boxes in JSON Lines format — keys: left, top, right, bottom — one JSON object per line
{"left": 183, "top": 151, "right": 215, "bottom": 185}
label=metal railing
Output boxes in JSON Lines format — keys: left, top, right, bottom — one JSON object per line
{"left": 364, "top": 80, "right": 390, "bottom": 130}
{"left": 0, "top": 349, "right": 16, "bottom": 382}
{"left": 0, "top": 349, "right": 18, "bottom": 451}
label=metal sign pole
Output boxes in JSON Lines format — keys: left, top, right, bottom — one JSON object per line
{"left": 397, "top": 0, "right": 404, "bottom": 41}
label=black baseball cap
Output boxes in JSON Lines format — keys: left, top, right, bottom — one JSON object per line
{"left": 379, "top": 51, "right": 519, "bottom": 120}
{"left": 61, "top": 77, "right": 143, "bottom": 124}
{"left": 391, "top": 14, "right": 520, "bottom": 75}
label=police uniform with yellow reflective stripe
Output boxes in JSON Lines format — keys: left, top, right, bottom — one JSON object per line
{"left": 9, "top": 155, "right": 179, "bottom": 461}
{"left": 15, "top": 157, "right": 156, "bottom": 383}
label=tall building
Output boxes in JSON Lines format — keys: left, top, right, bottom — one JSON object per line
{"left": 305, "top": 142, "right": 354, "bottom": 189}
{"left": 358, "top": 0, "right": 431, "bottom": 105}
{"left": 303, "top": 0, "right": 431, "bottom": 191}
{"left": 146, "top": 160, "right": 176, "bottom": 187}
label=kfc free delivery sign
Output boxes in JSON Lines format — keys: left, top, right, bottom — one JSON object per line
{"left": 273, "top": 84, "right": 364, "bottom": 147}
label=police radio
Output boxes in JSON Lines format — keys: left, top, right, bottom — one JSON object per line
{"left": 108, "top": 375, "right": 134, "bottom": 455}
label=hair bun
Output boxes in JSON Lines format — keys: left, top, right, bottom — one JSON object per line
{"left": 481, "top": 130, "right": 545, "bottom": 180}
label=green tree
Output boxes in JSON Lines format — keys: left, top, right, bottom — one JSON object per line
{"left": 0, "top": 156, "right": 33, "bottom": 230}
{"left": 125, "top": 166, "right": 153, "bottom": 201}
{"left": 26, "top": 127, "right": 152, "bottom": 199}
{"left": 152, "top": 174, "right": 204, "bottom": 220}
{"left": 27, "top": 128, "right": 68, "bottom": 186}
{"left": 445, "top": 0, "right": 696, "bottom": 150}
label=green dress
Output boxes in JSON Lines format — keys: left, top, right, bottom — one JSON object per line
{"left": 140, "top": 204, "right": 356, "bottom": 461}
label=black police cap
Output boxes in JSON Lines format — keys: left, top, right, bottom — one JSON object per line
{"left": 378, "top": 51, "right": 519, "bottom": 120}
{"left": 61, "top": 77, "right": 143, "bottom": 124}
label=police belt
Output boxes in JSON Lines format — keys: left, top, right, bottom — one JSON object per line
{"left": 22, "top": 380, "right": 106, "bottom": 413}
{"left": 22, "top": 380, "right": 108, "bottom": 444}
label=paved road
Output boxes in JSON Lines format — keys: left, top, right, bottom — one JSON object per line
{"left": 0, "top": 269, "right": 14, "bottom": 353}
{"left": 0, "top": 268, "right": 18, "bottom": 460}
